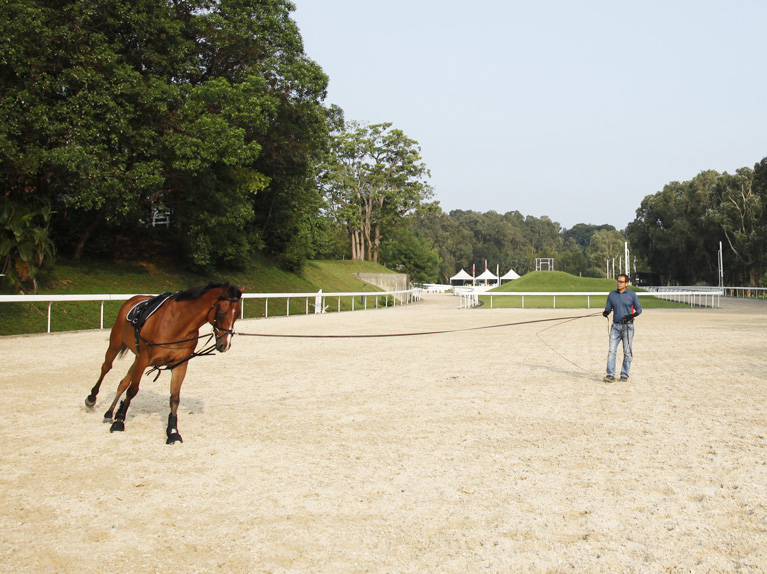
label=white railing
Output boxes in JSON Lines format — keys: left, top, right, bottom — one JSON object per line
{"left": 458, "top": 290, "right": 722, "bottom": 309}
{"left": 0, "top": 289, "right": 423, "bottom": 334}
{"left": 646, "top": 285, "right": 767, "bottom": 300}
{"left": 720, "top": 286, "right": 766, "bottom": 299}
{"left": 242, "top": 289, "right": 421, "bottom": 319}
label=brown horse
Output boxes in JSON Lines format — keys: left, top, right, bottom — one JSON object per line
{"left": 85, "top": 282, "right": 242, "bottom": 444}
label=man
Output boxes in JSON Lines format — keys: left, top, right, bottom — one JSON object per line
{"left": 602, "top": 274, "right": 642, "bottom": 383}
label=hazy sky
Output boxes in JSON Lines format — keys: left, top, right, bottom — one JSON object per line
{"left": 292, "top": 1, "right": 766, "bottom": 230}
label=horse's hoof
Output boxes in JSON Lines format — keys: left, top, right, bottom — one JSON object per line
{"left": 166, "top": 433, "right": 183, "bottom": 445}
{"left": 110, "top": 420, "right": 125, "bottom": 433}
{"left": 85, "top": 397, "right": 96, "bottom": 410}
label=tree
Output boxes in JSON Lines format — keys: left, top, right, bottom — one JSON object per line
{"left": 379, "top": 226, "right": 441, "bottom": 283}
{"left": 706, "top": 166, "right": 767, "bottom": 286}
{"left": 0, "top": 199, "right": 55, "bottom": 292}
{"left": 411, "top": 208, "right": 473, "bottom": 282}
{"left": 321, "top": 122, "right": 432, "bottom": 262}
{"left": 585, "top": 229, "right": 627, "bottom": 277}
{"left": 562, "top": 223, "right": 616, "bottom": 248}
{"left": 626, "top": 171, "right": 720, "bottom": 284}
{"left": 0, "top": 0, "right": 330, "bottom": 270}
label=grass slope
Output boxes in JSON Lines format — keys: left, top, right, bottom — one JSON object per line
{"left": 494, "top": 271, "right": 617, "bottom": 292}
{"left": 0, "top": 258, "right": 393, "bottom": 336}
{"left": 479, "top": 271, "right": 687, "bottom": 310}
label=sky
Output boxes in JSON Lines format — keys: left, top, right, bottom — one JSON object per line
{"left": 291, "top": 0, "right": 766, "bottom": 231}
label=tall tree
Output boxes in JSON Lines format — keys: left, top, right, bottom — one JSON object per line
{"left": 321, "top": 122, "right": 432, "bottom": 263}
{"left": 626, "top": 171, "right": 720, "bottom": 284}
{"left": 411, "top": 208, "right": 473, "bottom": 282}
{"left": 706, "top": 166, "right": 766, "bottom": 285}
{"left": 0, "top": 0, "right": 330, "bottom": 270}
{"left": 585, "top": 229, "right": 627, "bottom": 277}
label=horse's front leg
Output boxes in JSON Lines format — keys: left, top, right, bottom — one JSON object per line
{"left": 166, "top": 363, "right": 188, "bottom": 445}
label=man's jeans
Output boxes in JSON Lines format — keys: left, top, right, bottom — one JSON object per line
{"left": 607, "top": 322, "right": 634, "bottom": 378}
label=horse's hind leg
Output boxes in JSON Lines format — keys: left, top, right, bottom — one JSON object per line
{"left": 110, "top": 380, "right": 140, "bottom": 433}
{"left": 85, "top": 326, "right": 127, "bottom": 408}
{"left": 103, "top": 359, "right": 142, "bottom": 427}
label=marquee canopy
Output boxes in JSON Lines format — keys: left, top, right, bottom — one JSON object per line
{"left": 449, "top": 268, "right": 473, "bottom": 282}
{"left": 475, "top": 269, "right": 498, "bottom": 281}
{"left": 501, "top": 269, "right": 520, "bottom": 280}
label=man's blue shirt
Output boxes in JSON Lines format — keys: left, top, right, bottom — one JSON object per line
{"left": 605, "top": 289, "right": 642, "bottom": 323}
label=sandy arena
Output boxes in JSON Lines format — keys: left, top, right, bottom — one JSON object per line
{"left": 1, "top": 294, "right": 766, "bottom": 573}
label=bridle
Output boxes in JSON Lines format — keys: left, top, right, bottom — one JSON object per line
{"left": 207, "top": 295, "right": 240, "bottom": 342}
{"left": 142, "top": 292, "right": 242, "bottom": 380}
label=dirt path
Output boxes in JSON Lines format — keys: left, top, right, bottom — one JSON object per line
{"left": 1, "top": 294, "right": 766, "bottom": 573}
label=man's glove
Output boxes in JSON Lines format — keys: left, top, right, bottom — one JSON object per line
{"left": 602, "top": 310, "right": 610, "bottom": 318}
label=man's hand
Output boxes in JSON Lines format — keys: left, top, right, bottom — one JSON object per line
{"left": 602, "top": 310, "right": 610, "bottom": 318}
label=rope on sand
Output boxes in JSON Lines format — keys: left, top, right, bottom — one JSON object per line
{"left": 237, "top": 312, "right": 603, "bottom": 339}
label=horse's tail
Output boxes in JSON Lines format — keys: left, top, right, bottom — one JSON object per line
{"left": 117, "top": 343, "right": 130, "bottom": 360}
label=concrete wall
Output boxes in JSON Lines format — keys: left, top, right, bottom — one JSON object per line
{"left": 354, "top": 273, "right": 410, "bottom": 302}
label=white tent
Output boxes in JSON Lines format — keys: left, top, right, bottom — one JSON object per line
{"left": 500, "top": 269, "right": 520, "bottom": 281}
{"left": 449, "top": 268, "right": 473, "bottom": 283}
{"left": 475, "top": 269, "right": 498, "bottom": 285}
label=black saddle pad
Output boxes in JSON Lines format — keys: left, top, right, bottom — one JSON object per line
{"left": 126, "top": 292, "right": 174, "bottom": 330}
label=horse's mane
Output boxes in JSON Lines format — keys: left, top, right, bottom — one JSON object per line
{"left": 173, "top": 282, "right": 242, "bottom": 302}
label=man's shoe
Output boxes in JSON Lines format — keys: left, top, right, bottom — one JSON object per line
{"left": 603, "top": 375, "right": 615, "bottom": 383}
{"left": 619, "top": 376, "right": 628, "bottom": 382}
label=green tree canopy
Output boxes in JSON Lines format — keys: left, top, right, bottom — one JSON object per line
{"left": 706, "top": 166, "right": 767, "bottom": 285}
{"left": 626, "top": 171, "right": 721, "bottom": 285}
{"left": 320, "top": 122, "right": 433, "bottom": 263}
{"left": 1, "top": 0, "right": 330, "bottom": 271}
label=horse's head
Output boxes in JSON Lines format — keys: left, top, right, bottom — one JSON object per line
{"left": 211, "top": 283, "right": 243, "bottom": 352}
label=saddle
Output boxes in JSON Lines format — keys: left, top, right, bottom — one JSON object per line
{"left": 126, "top": 292, "right": 174, "bottom": 353}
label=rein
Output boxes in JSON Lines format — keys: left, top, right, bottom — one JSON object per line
{"left": 144, "top": 333, "right": 218, "bottom": 381}
{"left": 236, "top": 312, "right": 603, "bottom": 339}
{"left": 140, "top": 294, "right": 241, "bottom": 381}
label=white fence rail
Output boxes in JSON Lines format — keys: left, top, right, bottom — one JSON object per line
{"left": 645, "top": 285, "right": 767, "bottom": 299}
{"left": 656, "top": 286, "right": 767, "bottom": 299}
{"left": 0, "top": 289, "right": 423, "bottom": 334}
{"left": 721, "top": 287, "right": 767, "bottom": 298}
{"left": 458, "top": 290, "right": 722, "bottom": 309}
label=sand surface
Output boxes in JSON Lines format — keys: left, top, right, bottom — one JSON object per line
{"left": 1, "top": 294, "right": 766, "bottom": 573}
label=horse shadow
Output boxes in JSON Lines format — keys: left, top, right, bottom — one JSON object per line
{"left": 85, "top": 387, "right": 205, "bottom": 419}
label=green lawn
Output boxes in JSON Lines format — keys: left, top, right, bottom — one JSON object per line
{"left": 476, "top": 271, "right": 690, "bottom": 310}
{"left": 0, "top": 259, "right": 393, "bottom": 336}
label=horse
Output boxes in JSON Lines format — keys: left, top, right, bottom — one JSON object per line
{"left": 85, "top": 282, "right": 242, "bottom": 444}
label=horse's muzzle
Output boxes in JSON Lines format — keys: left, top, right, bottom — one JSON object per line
{"left": 215, "top": 335, "right": 232, "bottom": 353}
